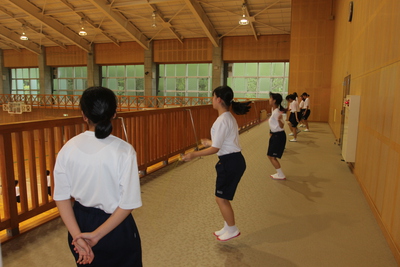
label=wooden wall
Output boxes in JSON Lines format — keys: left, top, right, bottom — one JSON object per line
{"left": 289, "top": 0, "right": 335, "bottom": 122}
{"left": 95, "top": 42, "right": 144, "bottom": 65}
{"left": 153, "top": 38, "right": 213, "bottom": 63}
{"left": 3, "top": 49, "right": 38, "bottom": 68}
{"left": 222, "top": 35, "right": 290, "bottom": 62}
{"left": 329, "top": 0, "right": 400, "bottom": 263}
{"left": 45, "top": 45, "right": 87, "bottom": 66}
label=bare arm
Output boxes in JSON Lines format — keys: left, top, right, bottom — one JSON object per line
{"left": 182, "top": 145, "right": 219, "bottom": 161}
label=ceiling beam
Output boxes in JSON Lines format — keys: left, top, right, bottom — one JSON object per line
{"left": 0, "top": 38, "right": 22, "bottom": 52}
{"left": 183, "top": 0, "right": 219, "bottom": 47}
{"left": 16, "top": 19, "right": 67, "bottom": 49}
{"left": 7, "top": 0, "right": 92, "bottom": 52}
{"left": 0, "top": 26, "right": 41, "bottom": 54}
{"left": 242, "top": 1, "right": 258, "bottom": 40}
{"left": 149, "top": 4, "right": 183, "bottom": 44}
{"left": 0, "top": 6, "right": 67, "bottom": 49}
{"left": 86, "top": 0, "right": 149, "bottom": 50}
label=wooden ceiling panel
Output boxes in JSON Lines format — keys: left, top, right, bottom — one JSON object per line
{"left": 0, "top": 0, "right": 292, "bottom": 51}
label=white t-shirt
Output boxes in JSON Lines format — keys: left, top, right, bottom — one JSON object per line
{"left": 54, "top": 131, "right": 142, "bottom": 214}
{"left": 290, "top": 100, "right": 300, "bottom": 113}
{"left": 269, "top": 108, "right": 284, "bottom": 133}
{"left": 299, "top": 100, "right": 304, "bottom": 109}
{"left": 211, "top": 111, "right": 241, "bottom": 156}
{"left": 304, "top": 98, "right": 310, "bottom": 109}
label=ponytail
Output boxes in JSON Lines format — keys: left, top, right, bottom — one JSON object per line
{"left": 231, "top": 100, "right": 251, "bottom": 115}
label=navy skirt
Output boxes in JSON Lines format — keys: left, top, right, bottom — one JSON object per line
{"left": 68, "top": 201, "right": 142, "bottom": 267}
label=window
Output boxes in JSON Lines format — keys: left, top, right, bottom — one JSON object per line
{"left": 102, "top": 65, "right": 144, "bottom": 96}
{"left": 11, "top": 68, "right": 40, "bottom": 94}
{"left": 158, "top": 64, "right": 212, "bottom": 97}
{"left": 227, "top": 62, "right": 289, "bottom": 99}
{"left": 53, "top": 67, "right": 87, "bottom": 95}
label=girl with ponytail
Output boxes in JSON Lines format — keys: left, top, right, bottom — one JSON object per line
{"left": 267, "top": 92, "right": 287, "bottom": 180}
{"left": 183, "top": 85, "right": 251, "bottom": 242}
{"left": 54, "top": 86, "right": 143, "bottom": 266}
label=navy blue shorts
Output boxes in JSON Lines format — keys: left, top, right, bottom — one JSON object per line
{"left": 69, "top": 202, "right": 142, "bottom": 267}
{"left": 289, "top": 112, "right": 299, "bottom": 127}
{"left": 215, "top": 152, "right": 246, "bottom": 201}
{"left": 267, "top": 131, "right": 286, "bottom": 159}
{"left": 302, "top": 109, "right": 311, "bottom": 120}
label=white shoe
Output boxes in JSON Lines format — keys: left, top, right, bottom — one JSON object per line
{"left": 271, "top": 173, "right": 286, "bottom": 180}
{"left": 213, "top": 227, "right": 226, "bottom": 237}
{"left": 289, "top": 139, "right": 297, "bottom": 142}
{"left": 299, "top": 124, "right": 305, "bottom": 127}
{"left": 217, "top": 230, "right": 240, "bottom": 241}
{"left": 289, "top": 133, "right": 294, "bottom": 136}
{"left": 296, "top": 129, "right": 301, "bottom": 133}
{"left": 303, "top": 129, "right": 310, "bottom": 132}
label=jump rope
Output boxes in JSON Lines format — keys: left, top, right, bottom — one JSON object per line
{"left": 118, "top": 110, "right": 201, "bottom": 227}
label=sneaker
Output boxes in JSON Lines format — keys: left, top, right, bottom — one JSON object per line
{"left": 289, "top": 139, "right": 297, "bottom": 142}
{"left": 303, "top": 129, "right": 310, "bottom": 132}
{"left": 299, "top": 124, "right": 305, "bottom": 127}
{"left": 217, "top": 230, "right": 240, "bottom": 241}
{"left": 296, "top": 128, "right": 301, "bottom": 133}
{"left": 289, "top": 133, "right": 294, "bottom": 136}
{"left": 213, "top": 227, "right": 226, "bottom": 237}
{"left": 270, "top": 173, "right": 286, "bottom": 180}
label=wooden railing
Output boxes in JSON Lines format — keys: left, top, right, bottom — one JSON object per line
{"left": 0, "top": 94, "right": 216, "bottom": 111}
{"left": 0, "top": 99, "right": 269, "bottom": 240}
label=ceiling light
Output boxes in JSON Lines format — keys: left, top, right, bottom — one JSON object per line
{"left": 20, "top": 32, "right": 28, "bottom": 41}
{"left": 239, "top": 4, "right": 249, "bottom": 26}
{"left": 79, "top": 28, "right": 87, "bottom": 36}
{"left": 151, "top": 11, "right": 157, "bottom": 28}
{"left": 20, "top": 25, "right": 28, "bottom": 40}
{"left": 79, "top": 18, "right": 87, "bottom": 36}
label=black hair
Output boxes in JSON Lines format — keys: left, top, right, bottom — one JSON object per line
{"left": 293, "top": 92, "right": 298, "bottom": 98}
{"left": 212, "top": 86, "right": 251, "bottom": 115}
{"left": 301, "top": 92, "right": 310, "bottom": 97}
{"left": 270, "top": 92, "right": 286, "bottom": 112}
{"left": 80, "top": 86, "right": 117, "bottom": 139}
{"left": 286, "top": 94, "right": 296, "bottom": 101}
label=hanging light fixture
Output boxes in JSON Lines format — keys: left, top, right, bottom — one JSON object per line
{"left": 20, "top": 25, "right": 28, "bottom": 40}
{"left": 151, "top": 11, "right": 157, "bottom": 28}
{"left": 79, "top": 18, "right": 87, "bottom": 36}
{"left": 239, "top": 4, "right": 249, "bottom": 26}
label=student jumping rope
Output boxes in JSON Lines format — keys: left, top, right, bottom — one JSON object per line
{"left": 54, "top": 87, "right": 142, "bottom": 266}
{"left": 182, "top": 85, "right": 251, "bottom": 242}
{"left": 286, "top": 94, "right": 300, "bottom": 142}
{"left": 268, "top": 93, "right": 287, "bottom": 180}
{"left": 301, "top": 92, "right": 311, "bottom": 132}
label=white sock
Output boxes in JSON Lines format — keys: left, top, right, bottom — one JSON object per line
{"left": 276, "top": 168, "right": 285, "bottom": 177}
{"left": 214, "top": 221, "right": 228, "bottom": 236}
{"left": 226, "top": 224, "right": 238, "bottom": 234}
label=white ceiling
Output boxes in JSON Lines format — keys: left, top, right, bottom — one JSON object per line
{"left": 0, "top": 0, "right": 291, "bottom": 53}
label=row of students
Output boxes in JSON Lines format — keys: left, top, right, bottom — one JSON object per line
{"left": 53, "top": 86, "right": 251, "bottom": 266}
{"left": 267, "top": 92, "right": 311, "bottom": 180}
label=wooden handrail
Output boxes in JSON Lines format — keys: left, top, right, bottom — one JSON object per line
{"left": 0, "top": 97, "right": 270, "bottom": 241}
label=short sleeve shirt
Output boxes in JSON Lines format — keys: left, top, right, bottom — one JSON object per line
{"left": 211, "top": 112, "right": 241, "bottom": 156}
{"left": 53, "top": 131, "right": 142, "bottom": 214}
{"left": 269, "top": 108, "right": 284, "bottom": 133}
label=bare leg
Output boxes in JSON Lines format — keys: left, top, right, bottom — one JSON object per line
{"left": 268, "top": 156, "right": 281, "bottom": 169}
{"left": 304, "top": 120, "right": 309, "bottom": 130}
{"left": 216, "top": 197, "right": 235, "bottom": 226}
